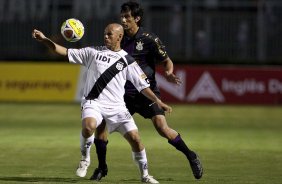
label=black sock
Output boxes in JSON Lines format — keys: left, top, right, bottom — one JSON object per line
{"left": 168, "top": 134, "right": 196, "bottom": 160}
{"left": 94, "top": 138, "right": 108, "bottom": 170}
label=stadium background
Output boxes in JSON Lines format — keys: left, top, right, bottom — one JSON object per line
{"left": 0, "top": 0, "right": 282, "bottom": 104}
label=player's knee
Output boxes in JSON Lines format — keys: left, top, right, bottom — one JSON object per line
{"left": 82, "top": 120, "right": 96, "bottom": 136}
{"left": 83, "top": 126, "right": 94, "bottom": 136}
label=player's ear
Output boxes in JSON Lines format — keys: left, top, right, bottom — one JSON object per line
{"left": 118, "top": 33, "right": 122, "bottom": 41}
{"left": 135, "top": 16, "right": 140, "bottom": 23}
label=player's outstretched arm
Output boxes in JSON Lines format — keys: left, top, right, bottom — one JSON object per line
{"left": 32, "top": 29, "right": 67, "bottom": 56}
{"left": 162, "top": 57, "right": 182, "bottom": 85}
{"left": 141, "top": 88, "right": 172, "bottom": 114}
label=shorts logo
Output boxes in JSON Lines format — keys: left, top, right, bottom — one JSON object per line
{"left": 136, "top": 41, "right": 144, "bottom": 51}
{"left": 124, "top": 111, "right": 131, "bottom": 119}
{"left": 116, "top": 62, "right": 124, "bottom": 71}
{"left": 117, "top": 111, "right": 131, "bottom": 120}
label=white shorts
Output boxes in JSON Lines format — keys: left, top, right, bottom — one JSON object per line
{"left": 81, "top": 100, "right": 138, "bottom": 135}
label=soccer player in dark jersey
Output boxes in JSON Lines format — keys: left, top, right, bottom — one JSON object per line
{"left": 90, "top": 1, "right": 203, "bottom": 181}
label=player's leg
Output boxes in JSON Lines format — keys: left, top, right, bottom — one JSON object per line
{"left": 135, "top": 92, "right": 203, "bottom": 179}
{"left": 76, "top": 100, "right": 103, "bottom": 178}
{"left": 151, "top": 114, "right": 203, "bottom": 179}
{"left": 90, "top": 120, "right": 108, "bottom": 181}
{"left": 76, "top": 117, "right": 97, "bottom": 177}
{"left": 124, "top": 130, "right": 159, "bottom": 184}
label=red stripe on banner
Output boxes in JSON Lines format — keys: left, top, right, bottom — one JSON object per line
{"left": 156, "top": 65, "right": 282, "bottom": 105}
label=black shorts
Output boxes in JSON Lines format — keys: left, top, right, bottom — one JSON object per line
{"left": 124, "top": 92, "right": 165, "bottom": 119}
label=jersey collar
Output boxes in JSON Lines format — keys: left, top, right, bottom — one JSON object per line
{"left": 125, "top": 27, "right": 144, "bottom": 39}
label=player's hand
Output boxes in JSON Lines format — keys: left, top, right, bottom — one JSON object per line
{"left": 165, "top": 72, "right": 182, "bottom": 85}
{"left": 32, "top": 29, "right": 47, "bottom": 41}
{"left": 156, "top": 100, "right": 172, "bottom": 114}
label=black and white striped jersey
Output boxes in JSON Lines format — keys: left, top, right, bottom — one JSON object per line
{"left": 68, "top": 46, "right": 150, "bottom": 106}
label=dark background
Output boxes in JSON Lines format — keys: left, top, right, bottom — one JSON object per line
{"left": 0, "top": 0, "right": 281, "bottom": 65}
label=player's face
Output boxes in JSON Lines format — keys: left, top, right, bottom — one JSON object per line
{"left": 104, "top": 27, "right": 118, "bottom": 50}
{"left": 120, "top": 11, "right": 137, "bottom": 30}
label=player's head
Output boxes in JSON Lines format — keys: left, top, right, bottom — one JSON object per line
{"left": 120, "top": 1, "right": 144, "bottom": 30}
{"left": 104, "top": 23, "right": 124, "bottom": 51}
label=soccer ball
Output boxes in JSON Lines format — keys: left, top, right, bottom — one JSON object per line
{"left": 61, "top": 18, "right": 84, "bottom": 42}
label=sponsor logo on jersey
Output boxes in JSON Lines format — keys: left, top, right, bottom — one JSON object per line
{"left": 107, "top": 53, "right": 119, "bottom": 59}
{"left": 96, "top": 53, "right": 110, "bottom": 63}
{"left": 187, "top": 72, "right": 225, "bottom": 102}
{"left": 136, "top": 41, "right": 144, "bottom": 51}
{"left": 154, "top": 38, "right": 166, "bottom": 56}
{"left": 141, "top": 74, "right": 147, "bottom": 79}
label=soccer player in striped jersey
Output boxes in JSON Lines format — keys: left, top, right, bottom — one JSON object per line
{"left": 32, "top": 23, "right": 171, "bottom": 183}
{"left": 91, "top": 1, "right": 203, "bottom": 182}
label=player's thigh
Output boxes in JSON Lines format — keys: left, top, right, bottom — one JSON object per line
{"left": 105, "top": 106, "right": 136, "bottom": 134}
{"left": 115, "top": 119, "right": 138, "bottom": 135}
{"left": 81, "top": 100, "right": 103, "bottom": 129}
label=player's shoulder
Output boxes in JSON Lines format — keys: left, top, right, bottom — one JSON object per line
{"left": 124, "top": 54, "right": 136, "bottom": 65}
{"left": 116, "top": 49, "right": 135, "bottom": 65}
{"left": 138, "top": 28, "right": 164, "bottom": 46}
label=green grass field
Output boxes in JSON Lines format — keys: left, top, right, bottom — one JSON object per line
{"left": 0, "top": 103, "right": 281, "bottom": 184}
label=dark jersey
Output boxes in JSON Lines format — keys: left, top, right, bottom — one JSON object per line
{"left": 121, "top": 27, "right": 168, "bottom": 118}
{"left": 121, "top": 27, "right": 168, "bottom": 96}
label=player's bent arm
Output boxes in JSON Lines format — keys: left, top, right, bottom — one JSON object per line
{"left": 141, "top": 88, "right": 172, "bottom": 113}
{"left": 162, "top": 57, "right": 174, "bottom": 76}
{"left": 42, "top": 38, "right": 67, "bottom": 56}
{"left": 32, "top": 29, "right": 67, "bottom": 57}
{"left": 162, "top": 57, "right": 182, "bottom": 85}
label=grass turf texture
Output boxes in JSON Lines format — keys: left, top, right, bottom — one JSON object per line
{"left": 0, "top": 103, "right": 281, "bottom": 184}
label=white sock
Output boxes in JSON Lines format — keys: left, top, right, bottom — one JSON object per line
{"left": 132, "top": 149, "right": 149, "bottom": 177}
{"left": 80, "top": 133, "right": 94, "bottom": 162}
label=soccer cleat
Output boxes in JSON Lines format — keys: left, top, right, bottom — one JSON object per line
{"left": 189, "top": 153, "right": 203, "bottom": 179}
{"left": 141, "top": 175, "right": 159, "bottom": 183}
{"left": 76, "top": 160, "right": 90, "bottom": 177}
{"left": 89, "top": 166, "right": 108, "bottom": 181}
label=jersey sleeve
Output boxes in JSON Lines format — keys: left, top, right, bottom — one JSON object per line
{"left": 150, "top": 35, "right": 168, "bottom": 63}
{"left": 68, "top": 47, "right": 94, "bottom": 67}
{"left": 126, "top": 61, "right": 150, "bottom": 92}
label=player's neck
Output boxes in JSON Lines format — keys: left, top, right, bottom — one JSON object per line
{"left": 107, "top": 45, "right": 121, "bottom": 52}
{"left": 113, "top": 46, "right": 122, "bottom": 52}
{"left": 126, "top": 25, "right": 139, "bottom": 37}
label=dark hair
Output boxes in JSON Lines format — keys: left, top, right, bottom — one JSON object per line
{"left": 121, "top": 1, "right": 144, "bottom": 26}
